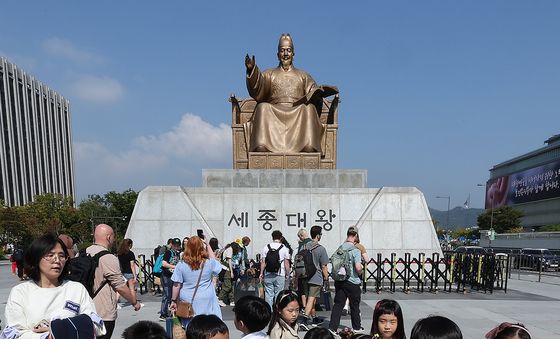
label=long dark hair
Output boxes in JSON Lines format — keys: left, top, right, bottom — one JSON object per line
{"left": 209, "top": 238, "right": 219, "bottom": 252}
{"left": 223, "top": 242, "right": 241, "bottom": 256}
{"left": 281, "top": 237, "right": 293, "bottom": 256}
{"left": 370, "top": 299, "right": 406, "bottom": 339}
{"left": 117, "top": 238, "right": 133, "bottom": 256}
{"left": 267, "top": 289, "right": 299, "bottom": 335}
{"left": 25, "top": 233, "right": 69, "bottom": 283}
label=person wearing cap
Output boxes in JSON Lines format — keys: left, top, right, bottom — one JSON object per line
{"left": 159, "top": 237, "right": 181, "bottom": 321}
{"left": 328, "top": 226, "right": 364, "bottom": 334}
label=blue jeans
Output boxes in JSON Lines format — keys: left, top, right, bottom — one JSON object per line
{"left": 264, "top": 273, "right": 285, "bottom": 307}
{"left": 160, "top": 274, "right": 173, "bottom": 317}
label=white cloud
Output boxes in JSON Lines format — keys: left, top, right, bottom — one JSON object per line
{"left": 134, "top": 113, "right": 231, "bottom": 161}
{"left": 74, "top": 113, "right": 231, "bottom": 200}
{"left": 42, "top": 37, "right": 104, "bottom": 64}
{"left": 70, "top": 74, "right": 124, "bottom": 103}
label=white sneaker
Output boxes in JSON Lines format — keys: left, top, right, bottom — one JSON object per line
{"left": 218, "top": 300, "right": 227, "bottom": 307}
{"left": 353, "top": 327, "right": 365, "bottom": 334}
{"left": 328, "top": 329, "right": 341, "bottom": 339}
{"left": 229, "top": 302, "right": 235, "bottom": 306}
{"left": 298, "top": 324, "right": 310, "bottom": 332}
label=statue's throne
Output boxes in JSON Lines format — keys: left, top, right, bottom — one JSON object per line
{"left": 230, "top": 95, "right": 339, "bottom": 169}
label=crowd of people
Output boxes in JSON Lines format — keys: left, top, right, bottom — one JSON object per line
{"left": 0, "top": 224, "right": 533, "bottom": 339}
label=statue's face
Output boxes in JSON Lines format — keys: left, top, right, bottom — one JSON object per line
{"left": 277, "top": 41, "right": 294, "bottom": 69}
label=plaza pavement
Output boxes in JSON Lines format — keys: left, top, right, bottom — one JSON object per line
{"left": 0, "top": 262, "right": 559, "bottom": 338}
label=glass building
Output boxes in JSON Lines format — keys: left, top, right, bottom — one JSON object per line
{"left": 0, "top": 56, "right": 75, "bottom": 206}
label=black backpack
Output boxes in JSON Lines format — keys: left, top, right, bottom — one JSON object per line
{"left": 67, "top": 249, "right": 111, "bottom": 298}
{"left": 295, "top": 243, "right": 320, "bottom": 278}
{"left": 12, "top": 249, "right": 24, "bottom": 263}
{"left": 264, "top": 244, "right": 284, "bottom": 273}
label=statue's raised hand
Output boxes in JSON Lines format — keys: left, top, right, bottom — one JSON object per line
{"left": 245, "top": 54, "right": 255, "bottom": 74}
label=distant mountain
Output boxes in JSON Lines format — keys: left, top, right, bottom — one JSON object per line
{"left": 428, "top": 206, "right": 484, "bottom": 230}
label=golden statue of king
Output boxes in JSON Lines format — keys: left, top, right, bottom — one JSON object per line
{"left": 244, "top": 34, "right": 338, "bottom": 154}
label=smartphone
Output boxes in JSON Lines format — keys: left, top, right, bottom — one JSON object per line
{"left": 197, "top": 229, "right": 205, "bottom": 240}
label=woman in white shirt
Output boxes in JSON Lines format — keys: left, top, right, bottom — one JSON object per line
{"left": 1, "top": 233, "right": 105, "bottom": 339}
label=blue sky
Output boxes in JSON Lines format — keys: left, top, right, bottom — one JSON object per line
{"left": 1, "top": 1, "right": 559, "bottom": 211}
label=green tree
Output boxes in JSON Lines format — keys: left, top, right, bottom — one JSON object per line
{"left": 477, "top": 206, "right": 523, "bottom": 233}
{"left": 0, "top": 194, "right": 81, "bottom": 248}
{"left": 538, "top": 224, "right": 560, "bottom": 232}
{"left": 78, "top": 189, "right": 138, "bottom": 240}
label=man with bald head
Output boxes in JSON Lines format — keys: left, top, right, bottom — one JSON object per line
{"left": 86, "top": 224, "right": 141, "bottom": 338}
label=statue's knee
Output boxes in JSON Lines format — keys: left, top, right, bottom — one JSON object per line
{"left": 301, "top": 145, "right": 317, "bottom": 152}
{"left": 253, "top": 145, "right": 270, "bottom": 152}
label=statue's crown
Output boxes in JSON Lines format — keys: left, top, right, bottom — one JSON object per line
{"left": 278, "top": 33, "right": 293, "bottom": 49}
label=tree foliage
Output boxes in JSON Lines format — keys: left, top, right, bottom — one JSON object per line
{"left": 538, "top": 224, "right": 560, "bottom": 232}
{"left": 477, "top": 206, "right": 523, "bottom": 233}
{"left": 0, "top": 189, "right": 138, "bottom": 249}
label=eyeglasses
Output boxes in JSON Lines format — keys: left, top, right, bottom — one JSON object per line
{"left": 43, "top": 253, "right": 68, "bottom": 262}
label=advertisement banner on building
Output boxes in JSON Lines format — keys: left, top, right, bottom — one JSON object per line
{"left": 485, "top": 159, "right": 560, "bottom": 208}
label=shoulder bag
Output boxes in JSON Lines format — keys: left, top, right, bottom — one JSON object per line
{"left": 176, "top": 260, "right": 205, "bottom": 319}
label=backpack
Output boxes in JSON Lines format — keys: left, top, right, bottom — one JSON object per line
{"left": 330, "top": 246, "right": 354, "bottom": 281}
{"left": 12, "top": 249, "right": 24, "bottom": 263}
{"left": 264, "top": 244, "right": 284, "bottom": 273}
{"left": 67, "top": 249, "right": 111, "bottom": 298}
{"left": 295, "top": 243, "right": 320, "bottom": 278}
{"left": 153, "top": 253, "right": 164, "bottom": 274}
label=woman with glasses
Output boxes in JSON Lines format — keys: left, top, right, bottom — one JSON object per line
{"left": 2, "top": 233, "right": 106, "bottom": 338}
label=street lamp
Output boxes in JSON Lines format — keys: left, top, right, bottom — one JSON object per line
{"left": 436, "top": 195, "right": 451, "bottom": 228}
{"left": 89, "top": 211, "right": 127, "bottom": 235}
{"left": 477, "top": 183, "right": 496, "bottom": 247}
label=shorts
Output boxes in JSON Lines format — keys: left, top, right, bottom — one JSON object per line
{"left": 123, "top": 273, "right": 135, "bottom": 281}
{"left": 302, "top": 279, "right": 322, "bottom": 298}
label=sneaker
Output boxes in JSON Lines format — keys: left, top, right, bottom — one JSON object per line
{"left": 229, "top": 302, "right": 235, "bottom": 306}
{"left": 159, "top": 316, "right": 166, "bottom": 322}
{"left": 299, "top": 324, "right": 310, "bottom": 332}
{"left": 328, "top": 329, "right": 341, "bottom": 339}
{"left": 218, "top": 300, "right": 227, "bottom": 307}
{"left": 312, "top": 317, "right": 322, "bottom": 325}
{"left": 352, "top": 327, "right": 365, "bottom": 334}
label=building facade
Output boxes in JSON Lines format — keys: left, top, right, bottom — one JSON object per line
{"left": 486, "top": 134, "right": 560, "bottom": 228}
{"left": 0, "top": 57, "right": 74, "bottom": 206}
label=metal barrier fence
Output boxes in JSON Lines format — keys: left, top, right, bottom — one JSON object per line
{"left": 134, "top": 252, "right": 510, "bottom": 295}
{"left": 361, "top": 252, "right": 509, "bottom": 294}
{"left": 508, "top": 251, "right": 560, "bottom": 283}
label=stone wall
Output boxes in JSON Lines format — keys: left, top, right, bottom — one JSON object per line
{"left": 126, "top": 179, "right": 441, "bottom": 261}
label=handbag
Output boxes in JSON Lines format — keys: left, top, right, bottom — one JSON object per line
{"left": 176, "top": 260, "right": 205, "bottom": 319}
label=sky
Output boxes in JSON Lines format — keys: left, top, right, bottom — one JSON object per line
{"left": 1, "top": 1, "right": 559, "bottom": 211}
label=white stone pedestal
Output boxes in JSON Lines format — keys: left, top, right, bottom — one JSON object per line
{"left": 125, "top": 169, "right": 441, "bottom": 260}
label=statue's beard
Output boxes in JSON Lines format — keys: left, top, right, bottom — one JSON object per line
{"left": 280, "top": 58, "right": 292, "bottom": 70}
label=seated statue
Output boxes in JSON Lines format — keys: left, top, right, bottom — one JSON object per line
{"left": 244, "top": 33, "right": 338, "bottom": 154}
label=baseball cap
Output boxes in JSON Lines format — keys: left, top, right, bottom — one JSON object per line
{"left": 172, "top": 238, "right": 181, "bottom": 245}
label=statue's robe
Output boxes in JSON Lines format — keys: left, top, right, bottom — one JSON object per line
{"left": 246, "top": 65, "right": 323, "bottom": 153}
